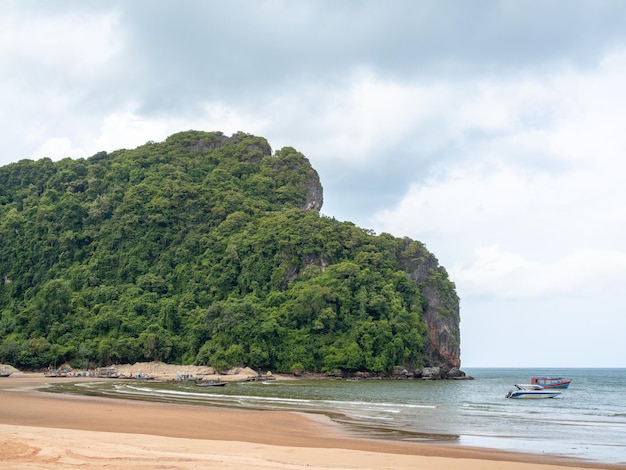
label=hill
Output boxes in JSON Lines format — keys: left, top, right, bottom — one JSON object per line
{"left": 0, "top": 131, "right": 461, "bottom": 377}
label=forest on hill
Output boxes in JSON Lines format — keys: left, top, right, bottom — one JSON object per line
{"left": 0, "top": 131, "right": 459, "bottom": 375}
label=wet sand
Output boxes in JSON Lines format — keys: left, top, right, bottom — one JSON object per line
{"left": 0, "top": 374, "right": 620, "bottom": 469}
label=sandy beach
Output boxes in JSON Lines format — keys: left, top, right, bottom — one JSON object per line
{"left": 0, "top": 372, "right": 621, "bottom": 470}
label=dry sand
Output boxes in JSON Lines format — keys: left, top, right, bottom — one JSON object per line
{"left": 0, "top": 369, "right": 621, "bottom": 470}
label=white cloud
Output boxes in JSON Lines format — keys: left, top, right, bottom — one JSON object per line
{"left": 315, "top": 72, "right": 452, "bottom": 161}
{"left": 0, "top": 9, "right": 122, "bottom": 76}
{"left": 33, "top": 137, "right": 77, "bottom": 161}
{"left": 370, "top": 48, "right": 626, "bottom": 309}
{"left": 29, "top": 102, "right": 271, "bottom": 161}
{"left": 0, "top": 7, "right": 125, "bottom": 162}
{"left": 450, "top": 245, "right": 626, "bottom": 300}
{"left": 89, "top": 109, "right": 184, "bottom": 155}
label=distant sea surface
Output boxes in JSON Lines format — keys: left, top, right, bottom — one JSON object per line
{"left": 48, "top": 368, "right": 626, "bottom": 465}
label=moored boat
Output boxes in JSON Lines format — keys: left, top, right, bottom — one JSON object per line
{"left": 196, "top": 380, "right": 226, "bottom": 387}
{"left": 44, "top": 368, "right": 68, "bottom": 377}
{"left": 530, "top": 377, "right": 571, "bottom": 389}
{"left": 506, "top": 384, "right": 562, "bottom": 399}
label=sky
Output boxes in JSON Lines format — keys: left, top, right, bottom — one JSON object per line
{"left": 2, "top": 0, "right": 626, "bottom": 368}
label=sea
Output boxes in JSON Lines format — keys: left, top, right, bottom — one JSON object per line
{"left": 47, "top": 368, "right": 626, "bottom": 466}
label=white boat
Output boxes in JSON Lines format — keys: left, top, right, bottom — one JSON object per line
{"left": 505, "top": 384, "right": 562, "bottom": 399}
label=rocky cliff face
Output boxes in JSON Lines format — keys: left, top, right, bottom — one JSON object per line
{"left": 301, "top": 167, "right": 324, "bottom": 211}
{"left": 398, "top": 240, "right": 461, "bottom": 369}
{"left": 418, "top": 283, "right": 461, "bottom": 368}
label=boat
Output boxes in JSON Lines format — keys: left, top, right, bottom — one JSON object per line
{"left": 195, "top": 381, "right": 226, "bottom": 387}
{"left": 530, "top": 377, "right": 571, "bottom": 389}
{"left": 96, "top": 368, "right": 120, "bottom": 379}
{"left": 0, "top": 370, "right": 11, "bottom": 377}
{"left": 505, "top": 384, "right": 562, "bottom": 399}
{"left": 175, "top": 373, "right": 201, "bottom": 383}
{"left": 44, "top": 368, "right": 68, "bottom": 377}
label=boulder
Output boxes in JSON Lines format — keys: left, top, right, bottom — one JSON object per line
{"left": 421, "top": 366, "right": 441, "bottom": 380}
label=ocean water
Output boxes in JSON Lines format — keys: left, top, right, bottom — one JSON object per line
{"left": 49, "top": 368, "right": 626, "bottom": 465}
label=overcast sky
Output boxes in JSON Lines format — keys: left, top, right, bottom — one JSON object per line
{"left": 2, "top": 0, "right": 626, "bottom": 368}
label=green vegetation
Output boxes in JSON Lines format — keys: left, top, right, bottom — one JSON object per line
{"left": 0, "top": 131, "right": 457, "bottom": 373}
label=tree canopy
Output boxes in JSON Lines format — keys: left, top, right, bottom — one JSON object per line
{"left": 0, "top": 131, "right": 458, "bottom": 374}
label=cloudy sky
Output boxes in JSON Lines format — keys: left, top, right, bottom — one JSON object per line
{"left": 3, "top": 0, "right": 626, "bottom": 368}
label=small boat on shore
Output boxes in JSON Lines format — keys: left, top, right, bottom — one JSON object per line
{"left": 530, "top": 377, "right": 571, "bottom": 389}
{"left": 195, "top": 381, "right": 226, "bottom": 387}
{"left": 506, "top": 384, "right": 562, "bottom": 399}
{"left": 44, "top": 368, "right": 68, "bottom": 377}
{"left": 175, "top": 373, "right": 201, "bottom": 383}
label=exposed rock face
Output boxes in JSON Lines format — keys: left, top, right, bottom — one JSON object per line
{"left": 398, "top": 240, "right": 461, "bottom": 369}
{"left": 419, "top": 282, "right": 461, "bottom": 368}
{"left": 301, "top": 169, "right": 323, "bottom": 211}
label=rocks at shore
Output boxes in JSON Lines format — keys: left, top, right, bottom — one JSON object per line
{"left": 322, "top": 366, "right": 473, "bottom": 380}
{"left": 411, "top": 366, "right": 473, "bottom": 380}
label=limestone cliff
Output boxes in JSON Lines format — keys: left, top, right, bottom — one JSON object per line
{"left": 301, "top": 169, "right": 323, "bottom": 212}
{"left": 397, "top": 239, "right": 461, "bottom": 368}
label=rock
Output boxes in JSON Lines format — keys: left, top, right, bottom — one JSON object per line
{"left": 392, "top": 368, "right": 414, "bottom": 379}
{"left": 421, "top": 366, "right": 441, "bottom": 380}
{"left": 446, "top": 367, "right": 464, "bottom": 378}
{"left": 325, "top": 369, "right": 343, "bottom": 378}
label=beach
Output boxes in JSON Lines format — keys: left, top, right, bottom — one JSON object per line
{"left": 0, "top": 373, "right": 621, "bottom": 470}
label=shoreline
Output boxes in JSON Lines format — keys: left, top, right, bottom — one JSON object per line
{"left": 0, "top": 374, "right": 622, "bottom": 469}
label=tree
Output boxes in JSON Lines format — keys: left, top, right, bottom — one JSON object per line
{"left": 139, "top": 325, "right": 173, "bottom": 362}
